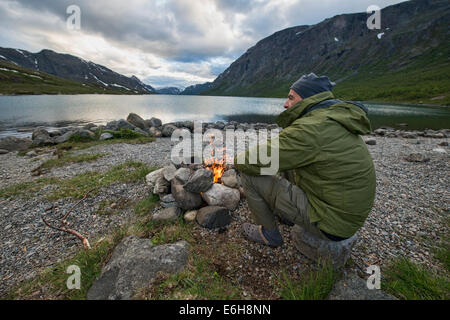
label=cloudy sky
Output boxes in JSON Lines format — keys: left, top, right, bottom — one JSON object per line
{"left": 0, "top": 0, "right": 405, "bottom": 88}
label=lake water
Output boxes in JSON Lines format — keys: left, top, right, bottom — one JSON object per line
{"left": 0, "top": 94, "right": 449, "bottom": 138}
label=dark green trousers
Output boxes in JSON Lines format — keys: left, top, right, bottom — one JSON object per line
{"left": 240, "top": 173, "right": 328, "bottom": 240}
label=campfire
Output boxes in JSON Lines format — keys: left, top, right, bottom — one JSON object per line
{"left": 204, "top": 158, "right": 226, "bottom": 183}
{"left": 203, "top": 133, "right": 227, "bottom": 184}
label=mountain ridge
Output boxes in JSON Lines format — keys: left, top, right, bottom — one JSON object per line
{"left": 0, "top": 47, "right": 155, "bottom": 94}
{"left": 200, "top": 0, "right": 450, "bottom": 105}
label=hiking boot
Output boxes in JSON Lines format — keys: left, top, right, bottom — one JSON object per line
{"left": 242, "top": 223, "right": 283, "bottom": 247}
{"left": 291, "top": 225, "right": 358, "bottom": 268}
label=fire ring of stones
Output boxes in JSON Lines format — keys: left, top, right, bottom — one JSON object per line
{"left": 146, "top": 162, "right": 243, "bottom": 230}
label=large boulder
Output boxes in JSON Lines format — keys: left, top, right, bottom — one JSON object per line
{"left": 184, "top": 169, "right": 214, "bottom": 193}
{"left": 54, "top": 131, "right": 75, "bottom": 144}
{"left": 171, "top": 178, "right": 203, "bottom": 210}
{"left": 31, "top": 128, "right": 55, "bottom": 147}
{"left": 127, "top": 113, "right": 148, "bottom": 130}
{"left": 201, "top": 183, "right": 240, "bottom": 210}
{"left": 152, "top": 207, "right": 182, "bottom": 222}
{"left": 327, "top": 272, "right": 397, "bottom": 300}
{"left": 106, "top": 120, "right": 119, "bottom": 131}
{"left": 87, "top": 236, "right": 189, "bottom": 300}
{"left": 0, "top": 136, "right": 31, "bottom": 151}
{"left": 196, "top": 206, "right": 231, "bottom": 229}
{"left": 116, "top": 119, "right": 136, "bottom": 130}
{"left": 161, "top": 124, "right": 178, "bottom": 137}
{"left": 146, "top": 117, "right": 162, "bottom": 128}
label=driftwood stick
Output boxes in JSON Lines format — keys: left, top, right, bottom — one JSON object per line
{"left": 42, "top": 188, "right": 95, "bottom": 250}
{"left": 61, "top": 188, "right": 95, "bottom": 223}
{"left": 42, "top": 217, "right": 91, "bottom": 250}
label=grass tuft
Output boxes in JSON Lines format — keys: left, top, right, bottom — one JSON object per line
{"left": 382, "top": 257, "right": 450, "bottom": 300}
{"left": 276, "top": 260, "right": 339, "bottom": 300}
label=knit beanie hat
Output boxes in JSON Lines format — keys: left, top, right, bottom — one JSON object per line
{"left": 290, "top": 73, "right": 336, "bottom": 99}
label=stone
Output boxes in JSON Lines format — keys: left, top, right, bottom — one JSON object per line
{"left": 214, "top": 121, "right": 225, "bottom": 130}
{"left": 161, "top": 124, "right": 178, "bottom": 137}
{"left": 127, "top": 113, "right": 148, "bottom": 130}
{"left": 133, "top": 127, "right": 149, "bottom": 136}
{"left": 161, "top": 194, "right": 177, "bottom": 208}
{"left": 201, "top": 183, "right": 240, "bottom": 211}
{"left": 171, "top": 178, "right": 203, "bottom": 210}
{"left": 145, "top": 168, "right": 165, "bottom": 188}
{"left": 438, "top": 141, "right": 448, "bottom": 146}
{"left": 54, "top": 131, "right": 75, "bottom": 144}
{"left": 163, "top": 164, "right": 177, "bottom": 181}
{"left": 31, "top": 129, "right": 55, "bottom": 147}
{"left": 87, "top": 236, "right": 188, "bottom": 300}
{"left": 184, "top": 210, "right": 197, "bottom": 222}
{"left": 106, "top": 120, "right": 119, "bottom": 131}
{"left": 146, "top": 117, "right": 162, "bottom": 128}
{"left": 432, "top": 148, "right": 446, "bottom": 154}
{"left": 196, "top": 206, "right": 231, "bottom": 229}
{"left": 83, "top": 123, "right": 96, "bottom": 130}
{"left": 181, "top": 121, "right": 194, "bottom": 131}
{"left": 153, "top": 175, "right": 170, "bottom": 195}
{"left": 48, "top": 130, "right": 62, "bottom": 137}
{"left": 174, "top": 168, "right": 192, "bottom": 184}
{"left": 327, "top": 272, "right": 397, "bottom": 300}
{"left": 184, "top": 169, "right": 214, "bottom": 193}
{"left": 365, "top": 139, "right": 377, "bottom": 146}
{"left": 152, "top": 207, "right": 182, "bottom": 222}
{"left": 25, "top": 150, "right": 38, "bottom": 157}
{"left": 400, "top": 132, "right": 418, "bottom": 139}
{"left": 75, "top": 129, "right": 95, "bottom": 140}
{"left": 149, "top": 127, "right": 162, "bottom": 137}
{"left": 100, "top": 132, "right": 114, "bottom": 141}
{"left": 0, "top": 136, "right": 31, "bottom": 151}
{"left": 291, "top": 225, "right": 358, "bottom": 269}
{"left": 221, "top": 169, "right": 239, "bottom": 188}
{"left": 116, "top": 119, "right": 136, "bottom": 130}
{"left": 405, "top": 153, "right": 430, "bottom": 163}
{"left": 0, "top": 149, "right": 8, "bottom": 154}
{"left": 373, "top": 128, "right": 386, "bottom": 136}
{"left": 32, "top": 128, "right": 49, "bottom": 140}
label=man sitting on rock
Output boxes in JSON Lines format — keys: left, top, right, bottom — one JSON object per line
{"left": 234, "top": 73, "right": 376, "bottom": 266}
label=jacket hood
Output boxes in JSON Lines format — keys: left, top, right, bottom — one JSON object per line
{"left": 276, "top": 91, "right": 371, "bottom": 135}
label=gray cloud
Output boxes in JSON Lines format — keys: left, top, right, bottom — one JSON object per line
{"left": 0, "top": 0, "right": 406, "bottom": 87}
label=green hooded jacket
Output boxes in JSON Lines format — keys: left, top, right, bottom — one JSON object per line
{"left": 234, "top": 91, "right": 376, "bottom": 238}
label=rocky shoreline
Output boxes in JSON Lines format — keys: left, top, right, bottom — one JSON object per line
{"left": 0, "top": 114, "right": 448, "bottom": 298}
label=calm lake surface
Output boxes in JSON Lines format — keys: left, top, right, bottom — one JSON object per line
{"left": 0, "top": 94, "right": 449, "bottom": 138}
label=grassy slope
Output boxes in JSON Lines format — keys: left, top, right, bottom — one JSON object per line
{"left": 0, "top": 60, "right": 140, "bottom": 95}
{"left": 204, "top": 44, "right": 450, "bottom": 107}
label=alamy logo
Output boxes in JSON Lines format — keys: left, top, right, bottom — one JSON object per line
{"left": 66, "top": 265, "right": 81, "bottom": 290}
{"left": 367, "top": 5, "right": 381, "bottom": 30}
{"left": 66, "top": 5, "right": 81, "bottom": 31}
{"left": 366, "top": 265, "right": 381, "bottom": 290}
{"left": 170, "top": 121, "right": 280, "bottom": 175}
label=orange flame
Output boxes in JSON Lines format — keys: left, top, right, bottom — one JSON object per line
{"left": 204, "top": 133, "right": 227, "bottom": 183}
